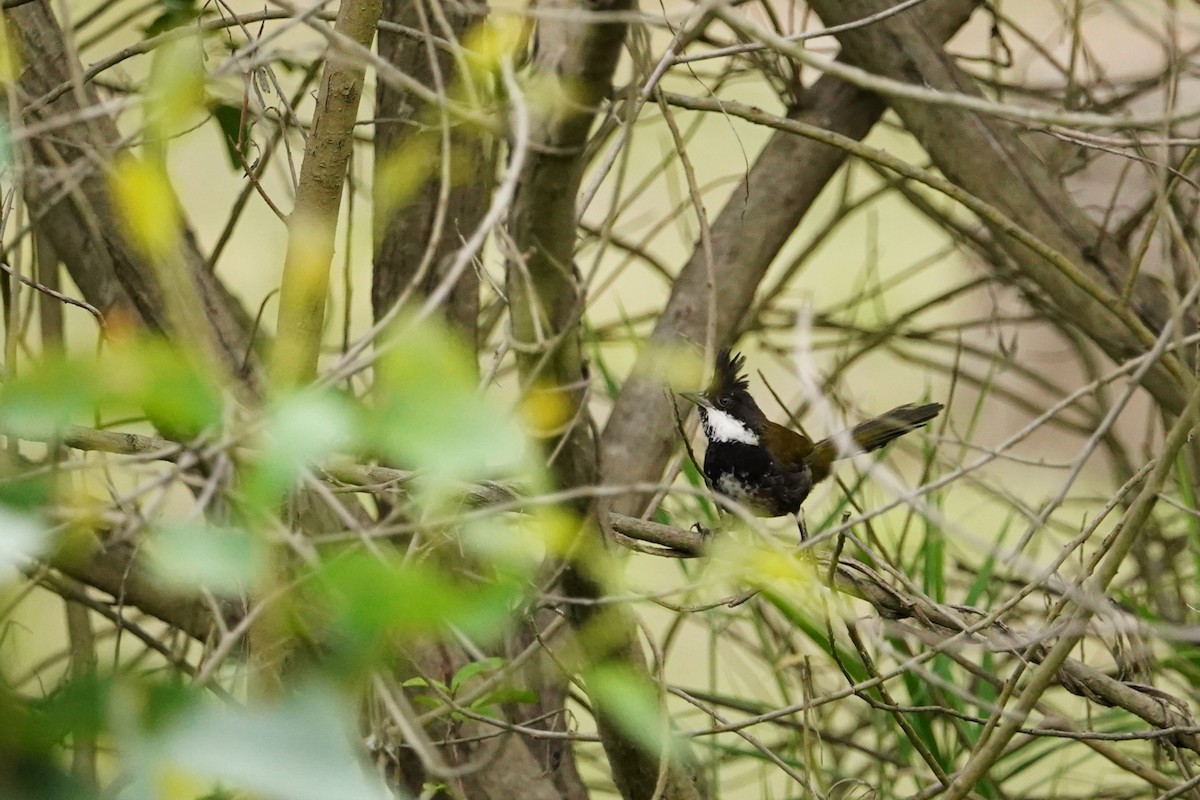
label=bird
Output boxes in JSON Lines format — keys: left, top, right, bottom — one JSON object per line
{"left": 681, "top": 350, "right": 942, "bottom": 536}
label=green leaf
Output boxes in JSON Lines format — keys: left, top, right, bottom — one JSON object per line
{"left": 0, "top": 461, "right": 52, "bottom": 512}
{"left": 584, "top": 662, "right": 681, "bottom": 760}
{"left": 243, "top": 390, "right": 357, "bottom": 508}
{"left": 0, "top": 357, "right": 98, "bottom": 439}
{"left": 0, "top": 339, "right": 224, "bottom": 440}
{"left": 132, "top": 686, "right": 389, "bottom": 800}
{"left": 312, "top": 552, "right": 521, "bottom": 669}
{"left": 761, "top": 586, "right": 870, "bottom": 683}
{"left": 680, "top": 457, "right": 715, "bottom": 522}
{"left": 400, "top": 677, "right": 446, "bottom": 692}
{"left": 210, "top": 103, "right": 250, "bottom": 169}
{"left": 0, "top": 122, "right": 11, "bottom": 172}
{"left": 148, "top": 522, "right": 265, "bottom": 595}
{"left": 372, "top": 318, "right": 528, "bottom": 485}
{"left": 449, "top": 657, "right": 504, "bottom": 694}
{"left": 141, "top": 0, "right": 201, "bottom": 35}
{"left": 0, "top": 505, "right": 47, "bottom": 572}
{"left": 31, "top": 673, "right": 112, "bottom": 748}
{"left": 144, "top": 36, "right": 205, "bottom": 140}
{"left": 471, "top": 687, "right": 537, "bottom": 710}
{"left": 108, "top": 339, "right": 224, "bottom": 437}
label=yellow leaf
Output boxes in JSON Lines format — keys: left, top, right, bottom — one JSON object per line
{"left": 524, "top": 507, "right": 582, "bottom": 555}
{"left": 374, "top": 134, "right": 437, "bottom": 222}
{"left": 519, "top": 382, "right": 573, "bottom": 438}
{"left": 0, "top": 16, "right": 22, "bottom": 84}
{"left": 155, "top": 764, "right": 213, "bottom": 800}
{"left": 146, "top": 36, "right": 206, "bottom": 141}
{"left": 109, "top": 156, "right": 181, "bottom": 259}
{"left": 463, "top": 16, "right": 528, "bottom": 75}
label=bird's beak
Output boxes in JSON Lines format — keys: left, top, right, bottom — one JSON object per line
{"left": 679, "top": 390, "right": 711, "bottom": 409}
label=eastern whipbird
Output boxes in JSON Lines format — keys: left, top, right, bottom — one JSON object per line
{"left": 681, "top": 350, "right": 942, "bottom": 538}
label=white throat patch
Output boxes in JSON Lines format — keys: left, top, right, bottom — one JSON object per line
{"left": 702, "top": 407, "right": 759, "bottom": 445}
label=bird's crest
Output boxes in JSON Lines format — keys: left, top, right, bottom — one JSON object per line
{"left": 708, "top": 349, "right": 750, "bottom": 397}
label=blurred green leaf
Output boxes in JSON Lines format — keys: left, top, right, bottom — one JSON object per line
{"left": 141, "top": 0, "right": 201, "bottom": 35}
{"left": 761, "top": 587, "right": 869, "bottom": 684}
{"left": 145, "top": 36, "right": 206, "bottom": 141}
{"left": 584, "top": 662, "right": 681, "bottom": 760}
{"left": 458, "top": 517, "right": 543, "bottom": 576}
{"left": 0, "top": 357, "right": 98, "bottom": 439}
{"left": 897, "top": 666, "right": 948, "bottom": 770}
{"left": 680, "top": 457, "right": 715, "bottom": 523}
{"left": 373, "top": 318, "right": 528, "bottom": 485}
{"left": 30, "top": 673, "right": 111, "bottom": 749}
{"left": 374, "top": 133, "right": 438, "bottom": 221}
{"left": 0, "top": 122, "right": 11, "bottom": 172}
{"left": 921, "top": 520, "right": 945, "bottom": 603}
{"left": 110, "top": 157, "right": 184, "bottom": 263}
{"left": 0, "top": 339, "right": 223, "bottom": 441}
{"left": 243, "top": 390, "right": 357, "bottom": 508}
{"left": 0, "top": 505, "right": 46, "bottom": 573}
{"left": 0, "top": 463, "right": 52, "bottom": 512}
{"left": 135, "top": 678, "right": 197, "bottom": 733}
{"left": 106, "top": 338, "right": 223, "bottom": 436}
{"left": 130, "top": 686, "right": 389, "bottom": 800}
{"left": 148, "top": 522, "right": 265, "bottom": 595}
{"left": 0, "top": 676, "right": 106, "bottom": 800}
{"left": 471, "top": 686, "right": 537, "bottom": 712}
{"left": 313, "top": 552, "right": 521, "bottom": 669}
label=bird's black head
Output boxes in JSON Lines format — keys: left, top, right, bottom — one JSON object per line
{"left": 688, "top": 350, "right": 769, "bottom": 444}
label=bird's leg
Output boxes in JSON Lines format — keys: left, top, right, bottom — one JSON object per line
{"left": 795, "top": 511, "right": 809, "bottom": 541}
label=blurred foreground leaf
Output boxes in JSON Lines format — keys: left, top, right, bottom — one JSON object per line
{"left": 0, "top": 337, "right": 222, "bottom": 440}
{"left": 0, "top": 505, "right": 45, "bottom": 573}
{"left": 145, "top": 36, "right": 206, "bottom": 142}
{"left": 110, "top": 156, "right": 183, "bottom": 260}
{"left": 242, "top": 389, "right": 357, "bottom": 509}
{"left": 148, "top": 522, "right": 265, "bottom": 595}
{"left": 129, "top": 686, "right": 390, "bottom": 800}
{"left": 312, "top": 551, "right": 523, "bottom": 672}
{"left": 585, "top": 662, "right": 682, "bottom": 761}
{"left": 372, "top": 318, "right": 530, "bottom": 487}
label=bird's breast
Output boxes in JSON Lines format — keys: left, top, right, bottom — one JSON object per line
{"left": 702, "top": 441, "right": 813, "bottom": 517}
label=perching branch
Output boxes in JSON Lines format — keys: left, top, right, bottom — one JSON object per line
{"left": 29, "top": 421, "right": 1199, "bottom": 761}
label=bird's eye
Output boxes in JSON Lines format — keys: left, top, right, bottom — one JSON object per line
{"left": 717, "top": 396, "right": 731, "bottom": 408}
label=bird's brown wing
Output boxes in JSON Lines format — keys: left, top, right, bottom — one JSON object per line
{"left": 762, "top": 421, "right": 815, "bottom": 469}
{"left": 808, "top": 403, "right": 942, "bottom": 483}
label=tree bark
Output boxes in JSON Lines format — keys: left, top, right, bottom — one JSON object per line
{"left": 803, "top": 0, "right": 1194, "bottom": 415}
{"left": 10, "top": 0, "right": 259, "bottom": 388}
{"left": 599, "top": 0, "right": 978, "bottom": 518}
{"left": 372, "top": 0, "right": 490, "bottom": 349}
{"left": 505, "top": 0, "right": 708, "bottom": 796}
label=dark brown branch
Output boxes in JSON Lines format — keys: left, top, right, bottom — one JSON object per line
{"left": 9, "top": 0, "right": 261, "bottom": 390}
{"left": 502, "top": 0, "right": 713, "bottom": 795}
{"left": 372, "top": 0, "right": 491, "bottom": 350}
{"left": 803, "top": 0, "right": 1194, "bottom": 416}
{"left": 598, "top": 0, "right": 978, "bottom": 518}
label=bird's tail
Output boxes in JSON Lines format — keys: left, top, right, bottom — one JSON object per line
{"left": 809, "top": 402, "right": 942, "bottom": 483}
